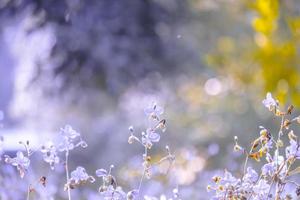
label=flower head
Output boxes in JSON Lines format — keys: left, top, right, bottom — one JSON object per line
{"left": 66, "top": 166, "right": 95, "bottom": 189}
{"left": 144, "top": 102, "right": 164, "bottom": 119}
{"left": 57, "top": 125, "right": 87, "bottom": 152}
{"left": 262, "top": 92, "right": 278, "bottom": 111}
{"left": 286, "top": 139, "right": 300, "bottom": 159}
{"left": 4, "top": 151, "right": 30, "bottom": 178}
{"left": 243, "top": 167, "right": 258, "bottom": 183}
{"left": 253, "top": 179, "right": 270, "bottom": 198}
{"left": 142, "top": 129, "right": 161, "bottom": 149}
{"left": 99, "top": 185, "right": 126, "bottom": 199}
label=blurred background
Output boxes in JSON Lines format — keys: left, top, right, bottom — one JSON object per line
{"left": 1, "top": 0, "right": 300, "bottom": 199}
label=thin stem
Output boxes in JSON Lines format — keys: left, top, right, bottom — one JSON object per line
{"left": 138, "top": 169, "right": 146, "bottom": 192}
{"left": 65, "top": 150, "right": 71, "bottom": 200}
{"left": 26, "top": 185, "right": 30, "bottom": 200}
{"left": 137, "top": 146, "right": 148, "bottom": 197}
{"left": 243, "top": 145, "right": 254, "bottom": 176}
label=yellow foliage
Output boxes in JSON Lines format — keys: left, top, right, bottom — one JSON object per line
{"left": 206, "top": 0, "right": 300, "bottom": 106}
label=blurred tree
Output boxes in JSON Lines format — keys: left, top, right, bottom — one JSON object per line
{"left": 205, "top": 0, "right": 300, "bottom": 105}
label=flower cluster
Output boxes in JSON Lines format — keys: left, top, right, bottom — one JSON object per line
{"left": 92, "top": 102, "right": 177, "bottom": 200}
{"left": 208, "top": 93, "right": 300, "bottom": 199}
{"left": 66, "top": 166, "right": 95, "bottom": 189}
{"left": 0, "top": 103, "right": 180, "bottom": 200}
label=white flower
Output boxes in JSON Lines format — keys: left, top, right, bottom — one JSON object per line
{"left": 142, "top": 129, "right": 161, "bottom": 149}
{"left": 66, "top": 166, "right": 95, "bottom": 189}
{"left": 262, "top": 93, "right": 277, "bottom": 111}
{"left": 60, "top": 125, "right": 80, "bottom": 139}
{"left": 4, "top": 151, "right": 30, "bottom": 178}
{"left": 144, "top": 102, "right": 164, "bottom": 118}
{"left": 57, "top": 125, "right": 87, "bottom": 152}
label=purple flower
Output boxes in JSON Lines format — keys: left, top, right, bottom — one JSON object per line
{"left": 262, "top": 151, "right": 286, "bottom": 177}
{"left": 57, "top": 125, "right": 87, "bottom": 152}
{"left": 262, "top": 93, "right": 277, "bottom": 111}
{"left": 243, "top": 167, "right": 258, "bottom": 183}
{"left": 60, "top": 125, "right": 80, "bottom": 139}
{"left": 286, "top": 139, "right": 300, "bottom": 159}
{"left": 100, "top": 185, "right": 126, "bottom": 199}
{"left": 253, "top": 179, "right": 270, "bottom": 198}
{"left": 66, "top": 166, "right": 95, "bottom": 189}
{"left": 4, "top": 151, "right": 30, "bottom": 178}
{"left": 144, "top": 102, "right": 164, "bottom": 118}
{"left": 262, "top": 163, "right": 275, "bottom": 176}
{"left": 263, "top": 139, "right": 273, "bottom": 150}
{"left": 142, "top": 129, "right": 160, "bottom": 149}
{"left": 57, "top": 136, "right": 75, "bottom": 152}
{"left": 221, "top": 170, "right": 240, "bottom": 186}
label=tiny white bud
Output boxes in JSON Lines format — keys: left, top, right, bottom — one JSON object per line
{"left": 128, "top": 126, "right": 134, "bottom": 132}
{"left": 234, "top": 136, "right": 238, "bottom": 141}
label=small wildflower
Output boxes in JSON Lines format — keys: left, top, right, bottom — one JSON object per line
{"left": 61, "top": 125, "right": 80, "bottom": 139}
{"left": 286, "top": 139, "right": 300, "bottom": 159}
{"left": 144, "top": 102, "right": 164, "bottom": 119}
{"left": 261, "top": 163, "right": 276, "bottom": 176}
{"left": 100, "top": 185, "right": 126, "bottom": 199}
{"left": 262, "top": 92, "right": 278, "bottom": 111}
{"left": 66, "top": 166, "right": 95, "bottom": 189}
{"left": 253, "top": 179, "right": 270, "bottom": 198}
{"left": 141, "top": 129, "right": 160, "bottom": 149}
{"left": 243, "top": 167, "right": 258, "bottom": 183}
{"left": 4, "top": 151, "right": 30, "bottom": 178}
{"left": 57, "top": 125, "right": 87, "bottom": 152}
